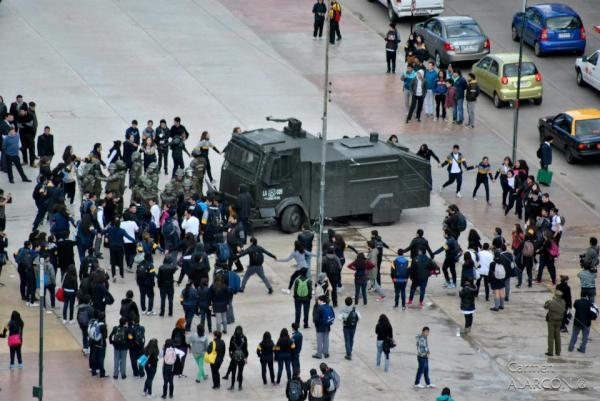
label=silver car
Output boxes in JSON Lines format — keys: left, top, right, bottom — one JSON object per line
{"left": 415, "top": 16, "right": 490, "bottom": 68}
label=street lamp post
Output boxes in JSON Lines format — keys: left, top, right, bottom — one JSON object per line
{"left": 33, "top": 258, "right": 45, "bottom": 401}
{"left": 316, "top": 5, "right": 332, "bottom": 281}
{"left": 512, "top": 0, "right": 528, "bottom": 162}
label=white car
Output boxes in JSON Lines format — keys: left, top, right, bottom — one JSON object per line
{"left": 375, "top": 0, "right": 444, "bottom": 22}
{"left": 576, "top": 50, "right": 600, "bottom": 91}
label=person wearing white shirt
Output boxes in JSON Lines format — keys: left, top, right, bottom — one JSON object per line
{"left": 181, "top": 209, "right": 200, "bottom": 238}
{"left": 94, "top": 199, "right": 106, "bottom": 257}
{"left": 477, "top": 243, "right": 494, "bottom": 302}
{"left": 550, "top": 208, "right": 563, "bottom": 245}
{"left": 149, "top": 198, "right": 161, "bottom": 229}
{"left": 120, "top": 216, "right": 139, "bottom": 271}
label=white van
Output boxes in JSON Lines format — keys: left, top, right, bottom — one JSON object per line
{"left": 376, "top": 0, "right": 444, "bottom": 22}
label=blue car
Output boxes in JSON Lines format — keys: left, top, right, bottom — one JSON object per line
{"left": 512, "top": 3, "right": 586, "bottom": 57}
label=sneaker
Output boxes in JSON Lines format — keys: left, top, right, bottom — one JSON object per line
{"left": 148, "top": 311, "right": 157, "bottom": 316}
{"left": 376, "top": 296, "right": 385, "bottom": 302}
{"left": 406, "top": 300, "right": 413, "bottom": 306}
{"left": 456, "top": 192, "right": 462, "bottom": 198}
{"left": 46, "top": 310, "right": 53, "bottom": 314}
{"left": 427, "top": 384, "right": 436, "bottom": 388}
{"left": 414, "top": 384, "right": 425, "bottom": 389}
{"left": 473, "top": 197, "right": 477, "bottom": 201}
{"left": 337, "top": 286, "right": 344, "bottom": 293}
{"left": 281, "top": 288, "right": 291, "bottom": 295}
{"left": 268, "top": 288, "right": 273, "bottom": 295}
{"left": 448, "top": 283, "right": 456, "bottom": 289}
{"left": 9, "top": 364, "right": 16, "bottom": 369}
{"left": 69, "top": 320, "right": 75, "bottom": 325}
{"left": 312, "top": 353, "right": 322, "bottom": 359}
{"left": 31, "top": 303, "right": 39, "bottom": 307}
{"left": 419, "top": 302, "right": 424, "bottom": 308}
{"left": 62, "top": 319, "right": 68, "bottom": 324}
{"left": 402, "top": 306, "right": 406, "bottom": 310}
{"left": 344, "top": 355, "right": 351, "bottom": 360}
{"left": 434, "top": 117, "right": 438, "bottom": 122}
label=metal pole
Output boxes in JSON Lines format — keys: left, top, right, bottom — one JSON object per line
{"left": 410, "top": 0, "right": 416, "bottom": 34}
{"left": 34, "top": 258, "right": 44, "bottom": 401}
{"left": 512, "top": 0, "right": 527, "bottom": 162}
{"left": 316, "top": 4, "right": 332, "bottom": 282}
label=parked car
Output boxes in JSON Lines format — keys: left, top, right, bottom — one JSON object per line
{"left": 415, "top": 16, "right": 490, "bottom": 68}
{"left": 512, "top": 3, "right": 586, "bottom": 57}
{"left": 472, "top": 53, "right": 543, "bottom": 108}
{"left": 374, "top": 0, "right": 444, "bottom": 22}
{"left": 538, "top": 109, "right": 600, "bottom": 164}
{"left": 576, "top": 50, "right": 600, "bottom": 90}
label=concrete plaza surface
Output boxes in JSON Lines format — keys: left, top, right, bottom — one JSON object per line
{"left": 0, "top": 1, "right": 599, "bottom": 401}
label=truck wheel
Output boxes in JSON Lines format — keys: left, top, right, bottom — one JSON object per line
{"left": 281, "top": 206, "right": 302, "bottom": 233}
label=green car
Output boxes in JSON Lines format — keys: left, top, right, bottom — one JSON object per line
{"left": 472, "top": 53, "right": 543, "bottom": 108}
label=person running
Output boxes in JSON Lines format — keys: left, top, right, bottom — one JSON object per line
{"left": 161, "top": 339, "right": 185, "bottom": 398}
{"left": 142, "top": 338, "right": 160, "bottom": 397}
{"left": 257, "top": 331, "right": 275, "bottom": 385}
{"left": 312, "top": 0, "right": 326, "bottom": 39}
{"left": 274, "top": 328, "right": 296, "bottom": 384}
{"left": 459, "top": 278, "right": 477, "bottom": 334}
{"left": 375, "top": 314, "right": 393, "bottom": 372}
{"left": 391, "top": 249, "right": 409, "bottom": 309}
{"left": 384, "top": 24, "right": 400, "bottom": 74}
{"left": 414, "top": 327, "right": 434, "bottom": 388}
{"left": 472, "top": 156, "right": 494, "bottom": 205}
{"left": 1, "top": 310, "right": 25, "bottom": 369}
{"left": 187, "top": 324, "right": 209, "bottom": 383}
{"left": 234, "top": 237, "right": 276, "bottom": 294}
{"left": 440, "top": 144, "right": 474, "bottom": 198}
{"left": 339, "top": 296, "right": 360, "bottom": 360}
{"left": 433, "top": 230, "right": 460, "bottom": 289}
{"left": 279, "top": 241, "right": 315, "bottom": 295}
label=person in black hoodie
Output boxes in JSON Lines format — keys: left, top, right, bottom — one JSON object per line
{"left": 36, "top": 126, "right": 54, "bottom": 161}
{"left": 568, "top": 295, "right": 596, "bottom": 353}
{"left": 89, "top": 311, "right": 108, "bottom": 377}
{"left": 171, "top": 318, "right": 189, "bottom": 377}
{"left": 127, "top": 317, "right": 146, "bottom": 378}
{"left": 385, "top": 23, "right": 400, "bottom": 74}
{"left": 312, "top": 0, "right": 326, "bottom": 39}
{"left": 556, "top": 275, "right": 572, "bottom": 333}
{"left": 208, "top": 330, "right": 226, "bottom": 389}
{"left": 459, "top": 279, "right": 477, "bottom": 333}
{"left": 257, "top": 331, "right": 275, "bottom": 385}
{"left": 157, "top": 256, "right": 177, "bottom": 317}
{"left": 155, "top": 120, "right": 170, "bottom": 174}
{"left": 119, "top": 290, "right": 140, "bottom": 324}
{"left": 235, "top": 237, "right": 276, "bottom": 294}
{"left": 403, "top": 229, "right": 434, "bottom": 259}
{"left": 227, "top": 325, "right": 249, "bottom": 390}
{"left": 235, "top": 184, "right": 254, "bottom": 237}
{"left": 274, "top": 328, "right": 296, "bottom": 384}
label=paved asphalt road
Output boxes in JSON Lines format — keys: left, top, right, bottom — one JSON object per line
{"left": 344, "top": 0, "right": 600, "bottom": 214}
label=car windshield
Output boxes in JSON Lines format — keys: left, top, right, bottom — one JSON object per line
{"left": 224, "top": 143, "right": 260, "bottom": 176}
{"left": 575, "top": 119, "right": 600, "bottom": 137}
{"left": 503, "top": 62, "right": 537, "bottom": 77}
{"left": 446, "top": 23, "right": 482, "bottom": 38}
{"left": 546, "top": 16, "right": 581, "bottom": 30}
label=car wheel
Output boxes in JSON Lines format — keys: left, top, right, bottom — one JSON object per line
{"left": 511, "top": 25, "right": 519, "bottom": 42}
{"left": 565, "top": 148, "right": 577, "bottom": 164}
{"left": 280, "top": 205, "right": 303, "bottom": 233}
{"left": 534, "top": 42, "right": 543, "bottom": 57}
{"left": 435, "top": 52, "right": 443, "bottom": 68}
{"left": 387, "top": 0, "right": 397, "bottom": 23}
{"left": 493, "top": 92, "right": 503, "bottom": 108}
{"left": 576, "top": 69, "right": 585, "bottom": 86}
{"left": 533, "top": 97, "right": 542, "bottom": 106}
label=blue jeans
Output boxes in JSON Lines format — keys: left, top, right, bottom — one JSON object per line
{"left": 343, "top": 327, "right": 356, "bottom": 357}
{"left": 394, "top": 282, "right": 407, "bottom": 307}
{"left": 376, "top": 340, "right": 390, "bottom": 372}
{"left": 568, "top": 325, "right": 590, "bottom": 353}
{"left": 355, "top": 281, "right": 368, "bottom": 305}
{"left": 409, "top": 280, "right": 428, "bottom": 303}
{"left": 453, "top": 98, "right": 464, "bottom": 122}
{"left": 415, "top": 356, "right": 430, "bottom": 385}
{"left": 183, "top": 305, "right": 196, "bottom": 331}
{"left": 276, "top": 357, "right": 292, "bottom": 384}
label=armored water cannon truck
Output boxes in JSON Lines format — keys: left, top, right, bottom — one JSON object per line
{"left": 219, "top": 117, "right": 430, "bottom": 233}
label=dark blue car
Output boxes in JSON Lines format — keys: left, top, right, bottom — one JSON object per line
{"left": 512, "top": 3, "right": 586, "bottom": 57}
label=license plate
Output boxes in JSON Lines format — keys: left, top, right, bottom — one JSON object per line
{"left": 414, "top": 9, "right": 431, "bottom": 16}
{"left": 558, "top": 32, "right": 571, "bottom": 39}
{"left": 518, "top": 81, "right": 532, "bottom": 88}
{"left": 461, "top": 45, "right": 478, "bottom": 52}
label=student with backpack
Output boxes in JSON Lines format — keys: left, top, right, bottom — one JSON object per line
{"left": 76, "top": 295, "right": 94, "bottom": 355}
{"left": 234, "top": 237, "right": 276, "bottom": 294}
{"left": 286, "top": 368, "right": 306, "bottom": 401}
{"left": 408, "top": 248, "right": 436, "bottom": 307}
{"left": 274, "top": 328, "right": 296, "bottom": 384}
{"left": 489, "top": 253, "right": 507, "bottom": 312}
{"left": 320, "top": 363, "right": 340, "bottom": 401}
{"left": 433, "top": 230, "right": 460, "bottom": 289}
{"left": 305, "top": 368, "right": 325, "bottom": 401}
{"left": 391, "top": 249, "right": 410, "bottom": 309}
{"left": 109, "top": 317, "right": 129, "bottom": 379}
{"left": 171, "top": 318, "right": 189, "bottom": 377}
{"left": 375, "top": 314, "right": 394, "bottom": 372}
{"left": 226, "top": 325, "right": 249, "bottom": 390}
{"left": 119, "top": 289, "right": 140, "bottom": 324}
{"left": 322, "top": 247, "right": 342, "bottom": 307}
{"left": 157, "top": 255, "right": 178, "bottom": 317}
{"left": 293, "top": 270, "right": 312, "bottom": 329}
{"left": 312, "top": 296, "right": 334, "bottom": 359}
{"left": 257, "top": 331, "right": 275, "bottom": 385}
{"left": 161, "top": 339, "right": 185, "bottom": 399}
{"left": 88, "top": 311, "right": 108, "bottom": 377}
{"left": 181, "top": 281, "right": 199, "bottom": 331}
{"left": 347, "top": 253, "right": 374, "bottom": 306}
{"left": 339, "top": 297, "right": 360, "bottom": 360}
{"left": 127, "top": 317, "right": 145, "bottom": 378}
{"left": 537, "top": 231, "right": 558, "bottom": 285}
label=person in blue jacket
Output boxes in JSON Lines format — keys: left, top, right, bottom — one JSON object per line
{"left": 452, "top": 69, "right": 468, "bottom": 124}
{"left": 424, "top": 61, "right": 438, "bottom": 118}
{"left": 539, "top": 136, "right": 553, "bottom": 171}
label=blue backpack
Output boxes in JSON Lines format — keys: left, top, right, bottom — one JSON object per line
{"left": 216, "top": 243, "right": 231, "bottom": 263}
{"left": 393, "top": 256, "right": 409, "bottom": 283}
{"left": 321, "top": 304, "right": 335, "bottom": 327}
{"left": 228, "top": 270, "right": 241, "bottom": 294}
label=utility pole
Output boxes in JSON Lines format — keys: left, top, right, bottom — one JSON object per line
{"left": 512, "top": 0, "right": 528, "bottom": 162}
{"left": 33, "top": 258, "right": 44, "bottom": 401}
{"left": 316, "top": 3, "right": 333, "bottom": 281}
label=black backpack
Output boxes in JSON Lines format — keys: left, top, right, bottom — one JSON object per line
{"left": 287, "top": 377, "right": 304, "bottom": 401}
{"left": 132, "top": 325, "right": 145, "bottom": 348}
{"left": 249, "top": 248, "right": 264, "bottom": 266}
{"left": 323, "top": 257, "right": 339, "bottom": 275}
{"left": 343, "top": 307, "right": 359, "bottom": 329}
{"left": 112, "top": 326, "right": 127, "bottom": 347}
{"left": 456, "top": 213, "right": 467, "bottom": 232}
